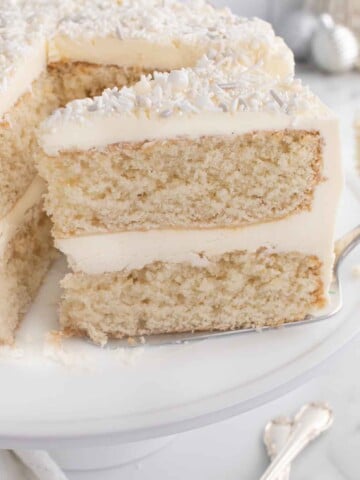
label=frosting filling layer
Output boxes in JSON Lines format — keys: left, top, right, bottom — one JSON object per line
{"left": 56, "top": 178, "right": 338, "bottom": 300}
{"left": 48, "top": 36, "right": 202, "bottom": 70}
{"left": 0, "top": 176, "right": 46, "bottom": 255}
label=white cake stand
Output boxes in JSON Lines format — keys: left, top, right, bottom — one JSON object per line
{"left": 0, "top": 177, "right": 359, "bottom": 472}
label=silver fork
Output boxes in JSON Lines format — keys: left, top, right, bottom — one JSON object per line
{"left": 260, "top": 403, "right": 334, "bottom": 480}
{"left": 264, "top": 416, "right": 293, "bottom": 480}
{"left": 106, "top": 225, "right": 360, "bottom": 347}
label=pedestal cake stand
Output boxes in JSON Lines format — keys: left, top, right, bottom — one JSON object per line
{"left": 0, "top": 177, "right": 359, "bottom": 472}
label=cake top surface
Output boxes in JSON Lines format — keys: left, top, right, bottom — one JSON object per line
{"left": 0, "top": 0, "right": 285, "bottom": 44}
{"left": 0, "top": 1, "right": 45, "bottom": 94}
{"left": 55, "top": 0, "right": 271, "bottom": 43}
{"left": 0, "top": 0, "right": 293, "bottom": 98}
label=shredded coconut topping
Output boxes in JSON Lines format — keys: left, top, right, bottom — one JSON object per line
{"left": 0, "top": 0, "right": 321, "bottom": 130}
{"left": 0, "top": 0, "right": 293, "bottom": 91}
{"left": 0, "top": 1, "right": 47, "bottom": 93}
{"left": 43, "top": 56, "right": 321, "bottom": 131}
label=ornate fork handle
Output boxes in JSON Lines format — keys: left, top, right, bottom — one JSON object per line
{"left": 263, "top": 417, "right": 293, "bottom": 480}
{"left": 260, "top": 403, "right": 333, "bottom": 480}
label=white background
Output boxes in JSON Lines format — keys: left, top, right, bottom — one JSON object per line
{"left": 211, "top": 0, "right": 269, "bottom": 18}
{"left": 211, "top": 0, "right": 306, "bottom": 23}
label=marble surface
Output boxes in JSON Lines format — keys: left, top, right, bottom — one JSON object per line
{"left": 64, "top": 67, "right": 360, "bottom": 480}
{"left": 70, "top": 348, "right": 360, "bottom": 480}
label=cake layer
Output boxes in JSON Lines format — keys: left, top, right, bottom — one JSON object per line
{"left": 49, "top": 62, "right": 150, "bottom": 106}
{"left": 60, "top": 250, "right": 324, "bottom": 345}
{"left": 0, "top": 198, "right": 55, "bottom": 344}
{"left": 38, "top": 129, "right": 322, "bottom": 236}
{"left": 0, "top": 72, "right": 59, "bottom": 218}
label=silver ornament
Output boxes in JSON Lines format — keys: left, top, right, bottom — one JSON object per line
{"left": 276, "top": 10, "right": 318, "bottom": 61}
{"left": 311, "top": 14, "right": 359, "bottom": 73}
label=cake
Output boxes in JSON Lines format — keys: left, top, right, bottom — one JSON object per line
{"left": 1, "top": 0, "right": 342, "bottom": 345}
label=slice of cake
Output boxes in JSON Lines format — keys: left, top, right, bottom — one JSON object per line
{"left": 37, "top": 64, "right": 342, "bottom": 344}
{"left": 0, "top": 0, "right": 296, "bottom": 344}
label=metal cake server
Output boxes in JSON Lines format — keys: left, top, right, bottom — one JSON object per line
{"left": 108, "top": 225, "right": 360, "bottom": 348}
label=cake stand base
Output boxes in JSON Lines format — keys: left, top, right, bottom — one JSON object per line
{"left": 48, "top": 436, "right": 174, "bottom": 471}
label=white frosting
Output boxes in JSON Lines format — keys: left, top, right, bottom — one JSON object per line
{"left": 39, "top": 106, "right": 333, "bottom": 155}
{"left": 0, "top": 177, "right": 46, "bottom": 254}
{"left": 39, "top": 60, "right": 332, "bottom": 154}
{"left": 0, "top": 39, "right": 47, "bottom": 120}
{"left": 48, "top": 36, "right": 201, "bottom": 70}
{"left": 56, "top": 119, "right": 343, "bottom": 300}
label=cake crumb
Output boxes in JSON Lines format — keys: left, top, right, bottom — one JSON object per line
{"left": 44, "top": 330, "right": 67, "bottom": 348}
{"left": 113, "top": 347, "right": 145, "bottom": 366}
{"left": 42, "top": 333, "right": 92, "bottom": 369}
{"left": 0, "top": 345, "right": 24, "bottom": 359}
{"left": 353, "top": 265, "right": 360, "bottom": 278}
